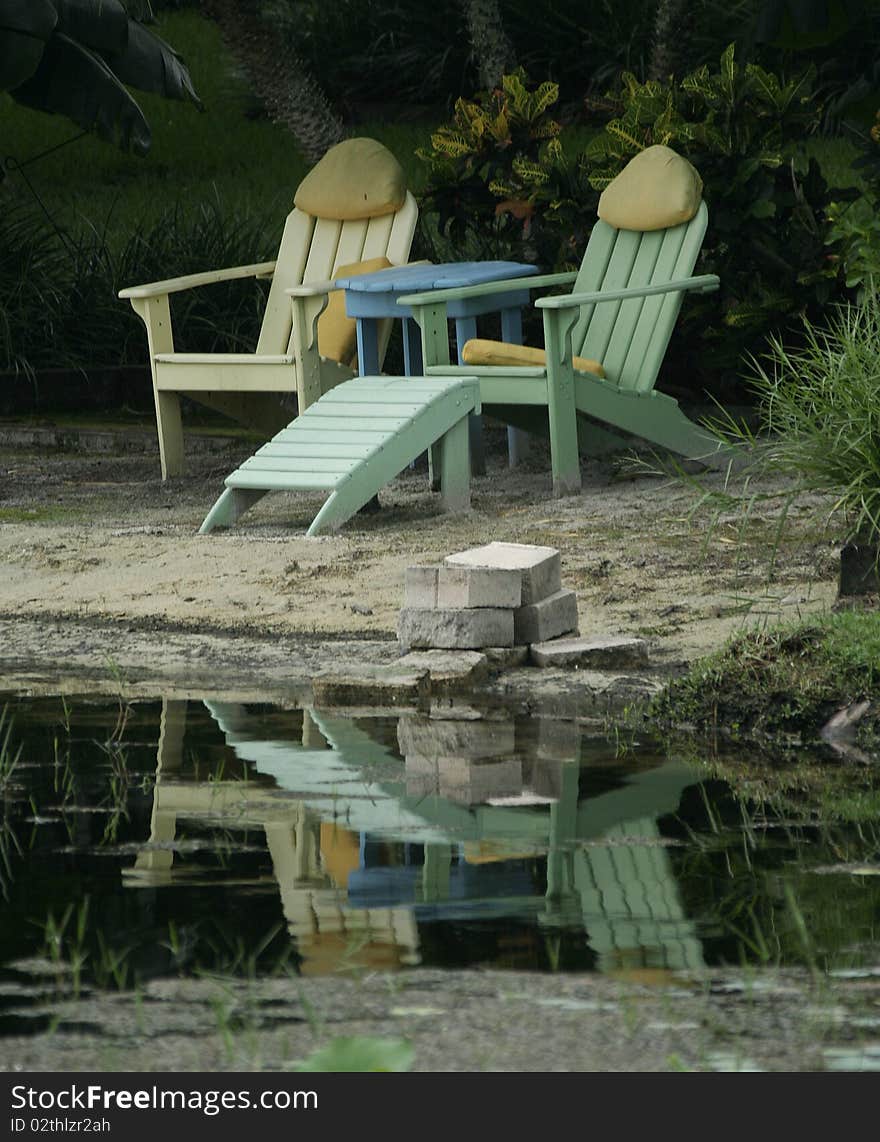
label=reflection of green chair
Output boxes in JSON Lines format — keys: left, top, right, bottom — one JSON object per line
{"left": 130, "top": 700, "right": 705, "bottom": 975}
{"left": 399, "top": 146, "right": 724, "bottom": 496}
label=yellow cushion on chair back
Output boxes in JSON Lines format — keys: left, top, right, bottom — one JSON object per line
{"left": 294, "top": 138, "right": 407, "bottom": 220}
{"left": 317, "top": 256, "right": 392, "bottom": 364}
{"left": 597, "top": 145, "right": 702, "bottom": 232}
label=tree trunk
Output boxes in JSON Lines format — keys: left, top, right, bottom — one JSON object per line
{"left": 460, "top": 0, "right": 516, "bottom": 90}
{"left": 839, "top": 539, "right": 880, "bottom": 597}
{"left": 200, "top": 0, "right": 345, "bottom": 164}
{"left": 648, "top": 0, "right": 692, "bottom": 82}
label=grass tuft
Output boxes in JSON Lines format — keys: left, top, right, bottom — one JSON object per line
{"left": 652, "top": 607, "right": 880, "bottom": 746}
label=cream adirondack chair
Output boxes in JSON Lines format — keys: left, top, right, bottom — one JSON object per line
{"left": 398, "top": 146, "right": 725, "bottom": 496}
{"left": 119, "top": 138, "right": 418, "bottom": 479}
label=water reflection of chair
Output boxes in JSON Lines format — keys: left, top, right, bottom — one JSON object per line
{"left": 130, "top": 699, "right": 706, "bottom": 975}
{"left": 125, "top": 699, "right": 421, "bottom": 974}
{"left": 396, "top": 710, "right": 705, "bottom": 972}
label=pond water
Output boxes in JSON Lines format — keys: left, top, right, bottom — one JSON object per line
{"left": 1, "top": 691, "right": 879, "bottom": 1006}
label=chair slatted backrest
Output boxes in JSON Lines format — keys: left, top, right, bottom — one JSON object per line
{"left": 571, "top": 201, "right": 708, "bottom": 393}
{"left": 256, "top": 192, "right": 418, "bottom": 358}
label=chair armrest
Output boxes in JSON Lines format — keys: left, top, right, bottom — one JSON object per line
{"left": 285, "top": 281, "right": 337, "bottom": 298}
{"left": 397, "top": 270, "right": 577, "bottom": 308}
{"left": 118, "top": 261, "right": 277, "bottom": 300}
{"left": 535, "top": 274, "right": 720, "bottom": 310}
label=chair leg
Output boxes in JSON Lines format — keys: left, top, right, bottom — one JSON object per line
{"left": 200, "top": 487, "right": 268, "bottom": 534}
{"left": 155, "top": 391, "right": 185, "bottom": 480}
{"left": 544, "top": 316, "right": 582, "bottom": 497}
{"left": 548, "top": 384, "right": 581, "bottom": 497}
{"left": 637, "top": 401, "right": 727, "bottom": 465}
{"left": 437, "top": 417, "right": 471, "bottom": 513}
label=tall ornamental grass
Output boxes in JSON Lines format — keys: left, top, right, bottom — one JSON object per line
{"left": 0, "top": 199, "right": 280, "bottom": 377}
{"left": 705, "top": 289, "right": 880, "bottom": 548}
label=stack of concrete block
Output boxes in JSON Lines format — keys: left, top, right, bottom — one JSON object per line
{"left": 398, "top": 541, "right": 579, "bottom": 653}
{"left": 399, "top": 712, "right": 522, "bottom": 805}
{"left": 397, "top": 711, "right": 583, "bottom": 807}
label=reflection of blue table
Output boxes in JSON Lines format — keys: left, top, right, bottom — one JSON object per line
{"left": 336, "top": 261, "right": 540, "bottom": 472}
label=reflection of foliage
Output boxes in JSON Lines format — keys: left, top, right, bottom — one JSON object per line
{"left": 0, "top": 706, "right": 22, "bottom": 902}
{"left": 669, "top": 775, "right": 880, "bottom": 974}
{"left": 295, "top": 1036, "right": 414, "bottom": 1072}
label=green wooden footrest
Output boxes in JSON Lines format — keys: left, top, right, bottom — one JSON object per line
{"left": 200, "top": 375, "right": 481, "bottom": 536}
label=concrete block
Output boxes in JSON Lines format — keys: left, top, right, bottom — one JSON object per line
{"left": 483, "top": 645, "right": 530, "bottom": 670}
{"left": 444, "top": 541, "right": 561, "bottom": 605}
{"left": 397, "top": 650, "right": 489, "bottom": 690}
{"left": 530, "top": 634, "right": 649, "bottom": 670}
{"left": 397, "top": 606, "right": 514, "bottom": 651}
{"left": 311, "top": 665, "right": 430, "bottom": 709}
{"left": 398, "top": 712, "right": 516, "bottom": 760}
{"left": 437, "top": 564, "right": 521, "bottom": 609}
{"left": 404, "top": 564, "right": 440, "bottom": 608}
{"left": 514, "top": 588, "right": 579, "bottom": 644}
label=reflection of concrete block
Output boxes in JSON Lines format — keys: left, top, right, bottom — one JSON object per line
{"left": 522, "top": 758, "right": 565, "bottom": 800}
{"left": 530, "top": 635, "right": 649, "bottom": 669}
{"left": 526, "top": 717, "right": 581, "bottom": 761}
{"left": 398, "top": 606, "right": 514, "bottom": 651}
{"left": 398, "top": 713, "right": 516, "bottom": 760}
{"left": 405, "top": 753, "right": 442, "bottom": 798}
{"left": 437, "top": 565, "right": 521, "bottom": 609}
{"left": 514, "top": 588, "right": 579, "bottom": 644}
{"left": 444, "top": 542, "right": 561, "bottom": 605}
{"left": 404, "top": 564, "right": 440, "bottom": 608}
{"left": 445, "top": 758, "right": 522, "bottom": 805}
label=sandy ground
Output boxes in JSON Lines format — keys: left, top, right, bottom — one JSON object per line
{"left": 0, "top": 419, "right": 841, "bottom": 701}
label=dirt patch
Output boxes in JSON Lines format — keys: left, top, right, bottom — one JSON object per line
{"left": 2, "top": 965, "right": 880, "bottom": 1073}
{"left": 0, "top": 422, "right": 841, "bottom": 695}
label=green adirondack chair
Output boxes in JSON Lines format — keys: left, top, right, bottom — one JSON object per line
{"left": 398, "top": 146, "right": 724, "bottom": 496}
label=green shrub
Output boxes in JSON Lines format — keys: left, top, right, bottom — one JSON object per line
{"left": 827, "top": 194, "right": 880, "bottom": 298}
{"left": 417, "top": 69, "right": 595, "bottom": 269}
{"left": 741, "top": 290, "right": 880, "bottom": 541}
{"left": 686, "top": 287, "right": 880, "bottom": 559}
{"left": 419, "top": 48, "right": 858, "bottom": 396}
{"left": 651, "top": 609, "right": 880, "bottom": 745}
{"left": 0, "top": 199, "right": 279, "bottom": 377}
{"left": 825, "top": 107, "right": 880, "bottom": 298}
{"left": 584, "top": 44, "right": 851, "bottom": 384}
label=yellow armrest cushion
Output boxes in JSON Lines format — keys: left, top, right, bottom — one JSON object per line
{"left": 318, "top": 256, "right": 393, "bottom": 364}
{"left": 461, "top": 338, "right": 605, "bottom": 378}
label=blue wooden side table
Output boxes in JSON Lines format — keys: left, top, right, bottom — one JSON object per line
{"left": 335, "top": 260, "right": 540, "bottom": 474}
